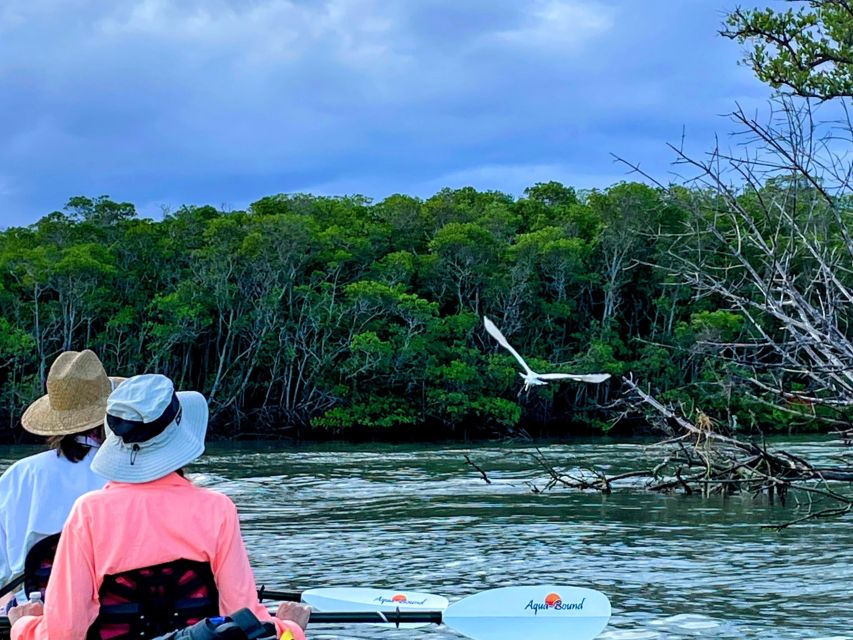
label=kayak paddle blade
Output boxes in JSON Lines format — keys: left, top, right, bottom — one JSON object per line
{"left": 443, "top": 585, "right": 611, "bottom": 640}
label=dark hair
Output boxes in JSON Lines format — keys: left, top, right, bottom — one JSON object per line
{"left": 47, "top": 425, "right": 105, "bottom": 463}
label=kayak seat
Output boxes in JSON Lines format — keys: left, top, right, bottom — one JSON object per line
{"left": 23, "top": 532, "right": 61, "bottom": 598}
{"left": 87, "top": 559, "right": 219, "bottom": 640}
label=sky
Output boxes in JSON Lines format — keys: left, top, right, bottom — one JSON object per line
{"left": 0, "top": 0, "right": 770, "bottom": 228}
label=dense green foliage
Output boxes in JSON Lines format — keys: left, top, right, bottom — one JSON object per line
{"left": 724, "top": 0, "right": 853, "bottom": 99}
{"left": 0, "top": 184, "right": 837, "bottom": 441}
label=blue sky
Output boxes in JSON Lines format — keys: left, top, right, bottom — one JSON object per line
{"left": 0, "top": 0, "right": 769, "bottom": 228}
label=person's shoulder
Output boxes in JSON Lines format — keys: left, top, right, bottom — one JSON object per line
{"left": 191, "top": 484, "right": 238, "bottom": 510}
{"left": 0, "top": 456, "right": 28, "bottom": 481}
{"left": 69, "top": 483, "right": 112, "bottom": 509}
{"left": 60, "top": 483, "right": 105, "bottom": 526}
{"left": 183, "top": 485, "right": 240, "bottom": 522}
{"left": 0, "top": 450, "right": 55, "bottom": 482}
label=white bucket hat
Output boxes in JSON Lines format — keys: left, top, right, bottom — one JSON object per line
{"left": 91, "top": 374, "right": 208, "bottom": 483}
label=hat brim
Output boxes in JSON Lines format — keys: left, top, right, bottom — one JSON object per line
{"left": 91, "top": 391, "right": 208, "bottom": 483}
{"left": 20, "top": 376, "right": 127, "bottom": 436}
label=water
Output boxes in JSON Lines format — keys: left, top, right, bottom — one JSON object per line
{"left": 1, "top": 439, "right": 850, "bottom": 639}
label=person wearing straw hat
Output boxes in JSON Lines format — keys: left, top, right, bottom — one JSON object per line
{"left": 0, "top": 350, "right": 122, "bottom": 598}
{"left": 8, "top": 373, "right": 310, "bottom": 640}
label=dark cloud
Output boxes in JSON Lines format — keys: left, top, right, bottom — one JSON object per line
{"left": 0, "top": 0, "right": 768, "bottom": 227}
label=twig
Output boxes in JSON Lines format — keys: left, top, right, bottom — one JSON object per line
{"left": 463, "top": 454, "right": 492, "bottom": 484}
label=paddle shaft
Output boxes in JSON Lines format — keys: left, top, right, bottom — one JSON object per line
{"left": 0, "top": 583, "right": 298, "bottom": 603}
{"left": 0, "top": 610, "right": 444, "bottom": 634}
{"left": 0, "top": 576, "right": 24, "bottom": 600}
{"left": 256, "top": 588, "right": 300, "bottom": 602}
{"left": 310, "top": 610, "right": 443, "bottom": 625}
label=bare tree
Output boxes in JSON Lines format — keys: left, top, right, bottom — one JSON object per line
{"left": 618, "top": 99, "right": 853, "bottom": 424}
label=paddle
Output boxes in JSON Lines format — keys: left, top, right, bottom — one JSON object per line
{"left": 0, "top": 585, "right": 611, "bottom": 640}
{"left": 0, "top": 576, "right": 25, "bottom": 600}
{"left": 303, "top": 585, "right": 611, "bottom": 639}
{"left": 0, "top": 587, "right": 449, "bottom": 633}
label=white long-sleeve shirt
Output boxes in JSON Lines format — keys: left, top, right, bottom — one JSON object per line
{"left": 0, "top": 441, "right": 107, "bottom": 588}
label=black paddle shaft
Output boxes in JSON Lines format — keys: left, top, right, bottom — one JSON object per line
{"left": 0, "top": 575, "right": 25, "bottom": 600}
{"left": 0, "top": 610, "right": 444, "bottom": 635}
{"left": 309, "top": 610, "right": 444, "bottom": 625}
{"left": 256, "top": 587, "right": 300, "bottom": 602}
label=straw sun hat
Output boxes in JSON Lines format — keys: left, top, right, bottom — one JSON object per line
{"left": 21, "top": 350, "right": 124, "bottom": 436}
{"left": 92, "top": 374, "right": 208, "bottom": 483}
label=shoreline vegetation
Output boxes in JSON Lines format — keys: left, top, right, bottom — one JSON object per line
{"left": 1, "top": 175, "right": 849, "bottom": 443}
{"left": 4, "top": 4, "right": 853, "bottom": 444}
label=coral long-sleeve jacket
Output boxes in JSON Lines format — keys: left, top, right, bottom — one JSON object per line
{"left": 11, "top": 473, "right": 305, "bottom": 640}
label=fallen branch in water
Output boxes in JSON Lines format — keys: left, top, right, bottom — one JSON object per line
{"left": 622, "top": 375, "right": 851, "bottom": 527}
{"left": 524, "top": 447, "right": 654, "bottom": 495}
{"left": 463, "top": 375, "right": 852, "bottom": 528}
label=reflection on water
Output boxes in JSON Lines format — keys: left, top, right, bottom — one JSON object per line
{"left": 1, "top": 439, "right": 850, "bottom": 639}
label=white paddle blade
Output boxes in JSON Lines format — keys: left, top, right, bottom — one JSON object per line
{"left": 443, "top": 585, "right": 611, "bottom": 640}
{"left": 302, "top": 587, "right": 449, "bottom": 629}
{"left": 538, "top": 373, "right": 611, "bottom": 384}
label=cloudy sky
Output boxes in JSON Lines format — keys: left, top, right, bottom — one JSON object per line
{"left": 0, "top": 0, "right": 769, "bottom": 228}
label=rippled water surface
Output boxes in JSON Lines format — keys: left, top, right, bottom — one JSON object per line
{"left": 1, "top": 438, "right": 850, "bottom": 639}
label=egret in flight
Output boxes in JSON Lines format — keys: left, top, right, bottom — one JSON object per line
{"left": 484, "top": 316, "right": 611, "bottom": 391}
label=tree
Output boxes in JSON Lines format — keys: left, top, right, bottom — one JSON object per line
{"left": 620, "top": 96, "right": 853, "bottom": 432}
{"left": 523, "top": 181, "right": 578, "bottom": 207}
{"left": 50, "top": 243, "right": 117, "bottom": 350}
{"left": 426, "top": 222, "right": 500, "bottom": 314}
{"left": 65, "top": 196, "right": 137, "bottom": 227}
{"left": 588, "top": 183, "right": 665, "bottom": 330}
{"left": 724, "top": 1, "right": 853, "bottom": 99}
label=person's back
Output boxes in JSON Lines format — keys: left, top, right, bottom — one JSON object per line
{"left": 67, "top": 474, "right": 254, "bottom": 604}
{"left": 0, "top": 445, "right": 105, "bottom": 587}
{"left": 0, "top": 350, "right": 121, "bottom": 592}
{"left": 8, "top": 374, "right": 310, "bottom": 640}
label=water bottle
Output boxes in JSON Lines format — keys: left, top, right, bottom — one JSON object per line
{"left": 27, "top": 591, "right": 42, "bottom": 606}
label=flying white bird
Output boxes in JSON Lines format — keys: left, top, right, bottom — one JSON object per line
{"left": 483, "top": 316, "right": 611, "bottom": 391}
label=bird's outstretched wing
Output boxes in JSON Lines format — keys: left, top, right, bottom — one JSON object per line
{"left": 538, "top": 373, "right": 611, "bottom": 384}
{"left": 483, "top": 316, "right": 533, "bottom": 375}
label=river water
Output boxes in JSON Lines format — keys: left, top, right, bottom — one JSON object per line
{"left": 1, "top": 438, "right": 850, "bottom": 639}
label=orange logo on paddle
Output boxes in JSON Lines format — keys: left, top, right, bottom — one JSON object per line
{"left": 391, "top": 594, "right": 407, "bottom": 603}
{"left": 544, "top": 593, "right": 561, "bottom": 607}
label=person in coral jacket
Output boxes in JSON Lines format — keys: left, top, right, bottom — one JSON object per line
{"left": 9, "top": 374, "right": 310, "bottom": 640}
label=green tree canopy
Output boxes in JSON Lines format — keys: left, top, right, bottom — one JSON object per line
{"left": 724, "top": 1, "right": 853, "bottom": 99}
